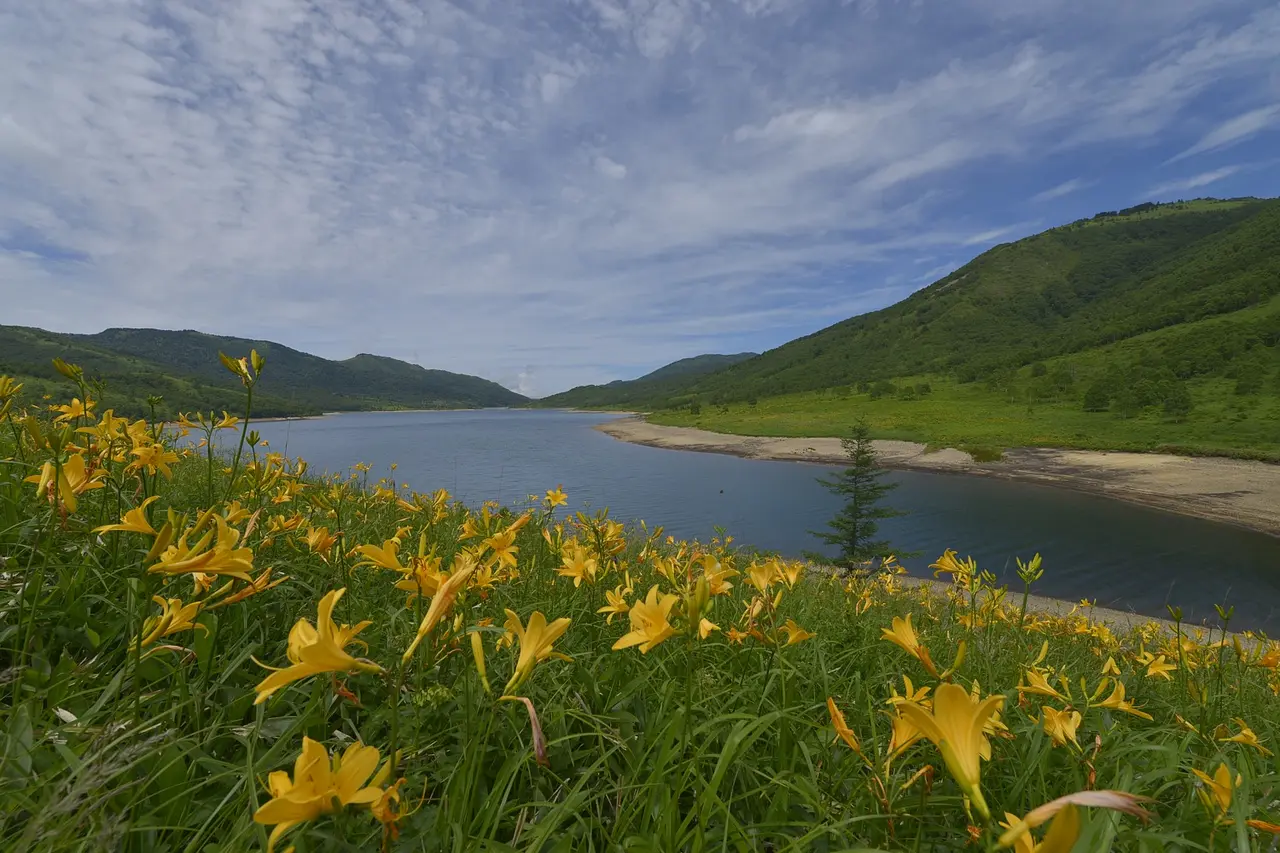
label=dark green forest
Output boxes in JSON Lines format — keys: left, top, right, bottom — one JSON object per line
{"left": 0, "top": 326, "right": 526, "bottom": 419}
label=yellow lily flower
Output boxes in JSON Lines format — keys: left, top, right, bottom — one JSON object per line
{"left": 780, "top": 618, "right": 815, "bottom": 645}
{"left": 880, "top": 613, "right": 939, "bottom": 677}
{"left": 894, "top": 682, "right": 1004, "bottom": 819}
{"left": 94, "top": 496, "right": 160, "bottom": 535}
{"left": 25, "top": 453, "right": 106, "bottom": 514}
{"left": 746, "top": 560, "right": 775, "bottom": 594}
{"left": 1039, "top": 706, "right": 1081, "bottom": 749}
{"left": 401, "top": 561, "right": 475, "bottom": 663}
{"left": 826, "top": 698, "right": 863, "bottom": 755}
{"left": 501, "top": 609, "right": 572, "bottom": 696}
{"left": 252, "top": 737, "right": 387, "bottom": 853}
{"left": 1101, "top": 656, "right": 1121, "bottom": 676}
{"left": 149, "top": 512, "right": 256, "bottom": 582}
{"left": 351, "top": 538, "right": 405, "bottom": 571}
{"left": 703, "top": 566, "right": 738, "bottom": 596}
{"left": 1089, "top": 678, "right": 1153, "bottom": 720}
{"left": 698, "top": 617, "right": 720, "bottom": 639}
{"left": 135, "top": 595, "right": 204, "bottom": 651}
{"left": 887, "top": 706, "right": 925, "bottom": 763}
{"left": 482, "top": 528, "right": 519, "bottom": 569}
{"left": 128, "top": 442, "right": 179, "bottom": 478}
{"left": 1192, "top": 762, "right": 1239, "bottom": 821}
{"left": 1144, "top": 655, "right": 1176, "bottom": 680}
{"left": 254, "top": 589, "right": 381, "bottom": 704}
{"left": 50, "top": 397, "right": 95, "bottom": 423}
{"left": 999, "top": 790, "right": 1154, "bottom": 850}
{"left": 557, "top": 544, "right": 598, "bottom": 587}
{"left": 1218, "top": 718, "right": 1272, "bottom": 756}
{"left": 302, "top": 525, "right": 339, "bottom": 559}
{"left": 613, "top": 585, "right": 679, "bottom": 653}
{"left": 1018, "top": 669, "right": 1069, "bottom": 702}
{"left": 597, "top": 586, "right": 631, "bottom": 624}
{"left": 544, "top": 485, "right": 567, "bottom": 508}
{"left": 209, "top": 567, "right": 288, "bottom": 609}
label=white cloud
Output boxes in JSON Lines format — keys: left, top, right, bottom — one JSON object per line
{"left": 1, "top": 0, "right": 1278, "bottom": 394}
{"left": 1167, "top": 104, "right": 1280, "bottom": 162}
{"left": 1031, "top": 178, "right": 1089, "bottom": 202}
{"left": 1145, "top": 166, "right": 1242, "bottom": 199}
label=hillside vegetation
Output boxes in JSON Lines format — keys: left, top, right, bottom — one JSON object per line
{"left": 543, "top": 198, "right": 1280, "bottom": 457}
{"left": 0, "top": 326, "right": 526, "bottom": 419}
{"left": 3, "top": 353, "right": 1279, "bottom": 850}
{"left": 539, "top": 352, "right": 759, "bottom": 408}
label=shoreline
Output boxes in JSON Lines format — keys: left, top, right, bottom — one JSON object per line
{"left": 596, "top": 417, "right": 1280, "bottom": 539}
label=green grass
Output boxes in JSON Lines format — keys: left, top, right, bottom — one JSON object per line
{"left": 3, "top": 357, "right": 1280, "bottom": 852}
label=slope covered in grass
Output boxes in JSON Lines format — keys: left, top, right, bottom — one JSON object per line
{"left": 546, "top": 198, "right": 1280, "bottom": 456}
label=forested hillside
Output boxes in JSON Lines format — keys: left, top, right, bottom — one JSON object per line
{"left": 543, "top": 198, "right": 1280, "bottom": 457}
{"left": 0, "top": 326, "right": 525, "bottom": 418}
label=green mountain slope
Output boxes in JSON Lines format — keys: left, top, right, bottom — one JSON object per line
{"left": 545, "top": 197, "right": 1280, "bottom": 457}
{"left": 636, "top": 352, "right": 759, "bottom": 382}
{"left": 0, "top": 326, "right": 525, "bottom": 419}
{"left": 539, "top": 352, "right": 760, "bottom": 408}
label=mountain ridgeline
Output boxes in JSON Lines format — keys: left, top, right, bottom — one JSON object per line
{"left": 0, "top": 326, "right": 526, "bottom": 419}
{"left": 539, "top": 198, "right": 1280, "bottom": 415}
{"left": 538, "top": 352, "right": 759, "bottom": 408}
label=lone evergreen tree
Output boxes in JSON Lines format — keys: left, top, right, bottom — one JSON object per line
{"left": 805, "top": 421, "right": 906, "bottom": 571}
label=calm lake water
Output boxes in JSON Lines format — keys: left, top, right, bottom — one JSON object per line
{"left": 252, "top": 409, "right": 1280, "bottom": 633}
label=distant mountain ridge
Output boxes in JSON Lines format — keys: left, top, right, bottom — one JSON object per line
{"left": 0, "top": 325, "right": 526, "bottom": 418}
{"left": 537, "top": 352, "right": 758, "bottom": 407}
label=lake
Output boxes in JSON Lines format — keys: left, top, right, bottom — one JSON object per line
{"left": 251, "top": 409, "right": 1280, "bottom": 633}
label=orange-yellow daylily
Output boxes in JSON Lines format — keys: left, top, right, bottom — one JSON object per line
{"left": 252, "top": 737, "right": 388, "bottom": 853}
{"left": 1039, "top": 706, "right": 1081, "bottom": 749}
{"left": 254, "top": 589, "right": 381, "bottom": 704}
{"left": 351, "top": 538, "right": 405, "bottom": 571}
{"left": 557, "top": 544, "right": 598, "bottom": 587}
{"left": 149, "top": 512, "right": 256, "bottom": 582}
{"left": 1089, "top": 678, "right": 1153, "bottom": 721}
{"left": 780, "top": 618, "right": 815, "bottom": 645}
{"left": 303, "top": 525, "right": 339, "bottom": 558}
{"left": 94, "top": 496, "right": 160, "bottom": 536}
{"left": 881, "top": 613, "right": 939, "bottom": 677}
{"left": 1192, "top": 763, "right": 1240, "bottom": 821}
{"left": 895, "top": 682, "right": 1004, "bottom": 819}
{"left": 698, "top": 617, "right": 720, "bottom": 639}
{"left": 481, "top": 528, "right": 520, "bottom": 570}
{"left": 544, "top": 485, "right": 567, "bottom": 508}
{"left": 128, "top": 442, "right": 179, "bottom": 478}
{"left": 1218, "top": 719, "right": 1272, "bottom": 757}
{"left": 999, "top": 791, "right": 1153, "bottom": 852}
{"left": 613, "top": 585, "right": 679, "bottom": 653}
{"left": 597, "top": 586, "right": 631, "bottom": 624}
{"left": 401, "top": 562, "right": 475, "bottom": 663}
{"left": 827, "top": 698, "right": 863, "bottom": 755}
{"left": 501, "top": 610, "right": 572, "bottom": 696}
{"left": 25, "top": 453, "right": 106, "bottom": 514}
{"left": 209, "top": 567, "right": 288, "bottom": 609}
{"left": 135, "top": 596, "right": 204, "bottom": 651}
{"left": 395, "top": 555, "right": 446, "bottom": 603}
{"left": 1144, "top": 654, "right": 1176, "bottom": 680}
{"left": 50, "top": 397, "right": 95, "bottom": 423}
{"left": 1018, "top": 669, "right": 1069, "bottom": 702}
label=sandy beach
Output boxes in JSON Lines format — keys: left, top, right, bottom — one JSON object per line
{"left": 597, "top": 417, "right": 1280, "bottom": 538}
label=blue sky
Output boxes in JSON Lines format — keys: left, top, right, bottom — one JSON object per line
{"left": 2, "top": 0, "right": 1279, "bottom": 396}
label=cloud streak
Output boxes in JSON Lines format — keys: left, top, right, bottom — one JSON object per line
{"left": 1, "top": 0, "right": 1278, "bottom": 394}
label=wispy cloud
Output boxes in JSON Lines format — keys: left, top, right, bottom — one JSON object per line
{"left": 1167, "top": 105, "right": 1280, "bottom": 163}
{"left": 1, "top": 0, "right": 1278, "bottom": 393}
{"left": 1145, "top": 166, "right": 1242, "bottom": 199}
{"left": 1031, "top": 178, "right": 1090, "bottom": 202}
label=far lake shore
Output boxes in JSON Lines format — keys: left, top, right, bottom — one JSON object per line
{"left": 597, "top": 416, "right": 1280, "bottom": 539}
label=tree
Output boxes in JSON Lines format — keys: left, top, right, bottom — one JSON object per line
{"left": 805, "top": 421, "right": 906, "bottom": 571}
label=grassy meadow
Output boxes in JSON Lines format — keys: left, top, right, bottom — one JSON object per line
{"left": 2, "top": 355, "right": 1280, "bottom": 852}
{"left": 650, "top": 368, "right": 1280, "bottom": 462}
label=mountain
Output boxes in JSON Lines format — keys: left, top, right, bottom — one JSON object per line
{"left": 636, "top": 353, "right": 759, "bottom": 382}
{"left": 0, "top": 326, "right": 526, "bottom": 418}
{"left": 538, "top": 352, "right": 759, "bottom": 408}
{"left": 544, "top": 198, "right": 1280, "bottom": 408}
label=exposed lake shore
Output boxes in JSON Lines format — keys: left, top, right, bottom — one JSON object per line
{"left": 597, "top": 417, "right": 1280, "bottom": 539}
